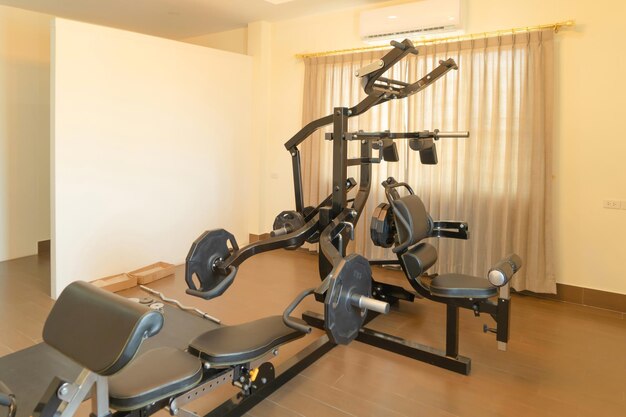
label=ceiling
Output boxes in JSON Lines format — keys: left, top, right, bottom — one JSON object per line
{"left": 0, "top": 0, "right": 384, "bottom": 39}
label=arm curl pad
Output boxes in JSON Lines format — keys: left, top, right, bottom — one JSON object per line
{"left": 43, "top": 281, "right": 163, "bottom": 376}
{"left": 488, "top": 254, "right": 523, "bottom": 287}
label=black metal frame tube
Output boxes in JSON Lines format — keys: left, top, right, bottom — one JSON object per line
{"left": 219, "top": 218, "right": 319, "bottom": 270}
{"left": 204, "top": 336, "right": 335, "bottom": 417}
{"left": 445, "top": 304, "right": 460, "bottom": 357}
{"left": 290, "top": 148, "right": 304, "bottom": 213}
{"left": 331, "top": 108, "right": 349, "bottom": 216}
{"left": 301, "top": 312, "right": 471, "bottom": 375}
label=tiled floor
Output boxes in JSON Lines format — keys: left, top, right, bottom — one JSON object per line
{"left": 0, "top": 254, "right": 53, "bottom": 355}
{"left": 1, "top": 251, "right": 625, "bottom": 417}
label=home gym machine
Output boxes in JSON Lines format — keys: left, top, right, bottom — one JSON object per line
{"left": 184, "top": 37, "right": 522, "bottom": 376}
{"left": 0, "top": 37, "right": 522, "bottom": 417}
{"left": 284, "top": 41, "right": 521, "bottom": 374}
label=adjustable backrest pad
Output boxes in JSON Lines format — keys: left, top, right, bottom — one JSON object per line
{"left": 392, "top": 195, "right": 433, "bottom": 252}
{"left": 43, "top": 281, "right": 163, "bottom": 376}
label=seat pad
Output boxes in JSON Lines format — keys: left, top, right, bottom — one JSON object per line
{"left": 109, "top": 347, "right": 202, "bottom": 411}
{"left": 188, "top": 316, "right": 305, "bottom": 366}
{"left": 429, "top": 273, "right": 497, "bottom": 299}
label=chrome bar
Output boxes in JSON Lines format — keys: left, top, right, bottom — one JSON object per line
{"left": 140, "top": 285, "right": 220, "bottom": 324}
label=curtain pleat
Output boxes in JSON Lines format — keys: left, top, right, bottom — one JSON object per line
{"left": 300, "top": 31, "right": 555, "bottom": 293}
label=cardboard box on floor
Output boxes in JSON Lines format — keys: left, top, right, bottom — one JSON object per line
{"left": 91, "top": 273, "right": 137, "bottom": 293}
{"left": 128, "top": 262, "right": 176, "bottom": 285}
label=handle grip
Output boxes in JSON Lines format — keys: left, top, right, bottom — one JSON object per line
{"left": 282, "top": 288, "right": 314, "bottom": 334}
{"left": 390, "top": 40, "right": 417, "bottom": 54}
{"left": 435, "top": 131, "right": 470, "bottom": 139}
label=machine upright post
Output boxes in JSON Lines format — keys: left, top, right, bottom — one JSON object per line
{"left": 445, "top": 304, "right": 460, "bottom": 357}
{"left": 351, "top": 139, "right": 372, "bottom": 223}
{"left": 290, "top": 147, "right": 304, "bottom": 213}
{"left": 496, "top": 284, "right": 511, "bottom": 351}
{"left": 331, "top": 108, "right": 349, "bottom": 217}
{"left": 318, "top": 207, "right": 333, "bottom": 279}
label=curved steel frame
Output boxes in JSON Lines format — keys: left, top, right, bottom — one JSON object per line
{"left": 214, "top": 39, "right": 461, "bottom": 284}
{"left": 204, "top": 38, "right": 498, "bottom": 377}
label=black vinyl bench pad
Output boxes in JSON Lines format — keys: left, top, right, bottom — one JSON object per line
{"left": 189, "top": 316, "right": 305, "bottom": 366}
{"left": 108, "top": 347, "right": 202, "bottom": 411}
{"left": 429, "top": 274, "right": 497, "bottom": 299}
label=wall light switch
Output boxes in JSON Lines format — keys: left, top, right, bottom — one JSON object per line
{"left": 621, "top": 201, "right": 626, "bottom": 210}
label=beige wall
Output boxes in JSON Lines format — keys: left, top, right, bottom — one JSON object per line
{"left": 0, "top": 6, "right": 51, "bottom": 262}
{"left": 52, "top": 19, "right": 254, "bottom": 297}
{"left": 3, "top": 1, "right": 625, "bottom": 294}
{"left": 202, "top": 0, "right": 626, "bottom": 294}
{"left": 184, "top": 27, "right": 248, "bottom": 55}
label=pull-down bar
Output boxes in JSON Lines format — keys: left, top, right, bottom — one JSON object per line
{"left": 284, "top": 39, "right": 458, "bottom": 212}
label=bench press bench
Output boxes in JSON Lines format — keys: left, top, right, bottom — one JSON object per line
{"left": 0, "top": 246, "right": 386, "bottom": 417}
{"left": 0, "top": 281, "right": 306, "bottom": 417}
{"left": 109, "top": 315, "right": 303, "bottom": 411}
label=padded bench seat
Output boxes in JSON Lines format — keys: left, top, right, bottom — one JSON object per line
{"left": 109, "top": 347, "right": 202, "bottom": 411}
{"left": 429, "top": 274, "right": 497, "bottom": 299}
{"left": 188, "top": 316, "right": 305, "bottom": 367}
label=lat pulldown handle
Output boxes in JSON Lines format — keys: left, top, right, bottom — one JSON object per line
{"left": 390, "top": 40, "right": 419, "bottom": 53}
{"left": 284, "top": 44, "right": 458, "bottom": 151}
{"left": 282, "top": 288, "right": 314, "bottom": 334}
{"left": 333, "top": 129, "right": 469, "bottom": 142}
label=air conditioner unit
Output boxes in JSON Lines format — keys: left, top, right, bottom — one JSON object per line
{"left": 359, "top": 0, "right": 464, "bottom": 44}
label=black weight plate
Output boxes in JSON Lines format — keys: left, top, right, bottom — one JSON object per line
{"left": 273, "top": 211, "right": 305, "bottom": 249}
{"left": 370, "top": 203, "right": 395, "bottom": 248}
{"left": 273, "top": 210, "right": 305, "bottom": 233}
{"left": 324, "top": 254, "right": 372, "bottom": 345}
{"left": 185, "top": 229, "right": 237, "bottom": 292}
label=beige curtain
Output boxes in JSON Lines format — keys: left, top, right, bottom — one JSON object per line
{"left": 301, "top": 30, "right": 555, "bottom": 293}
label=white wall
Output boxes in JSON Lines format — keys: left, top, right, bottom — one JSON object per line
{"left": 183, "top": 27, "right": 248, "bottom": 55}
{"left": 52, "top": 19, "right": 253, "bottom": 297}
{"left": 0, "top": 6, "right": 51, "bottom": 262}
{"left": 203, "top": 0, "right": 626, "bottom": 294}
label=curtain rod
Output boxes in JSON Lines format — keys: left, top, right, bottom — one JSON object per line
{"left": 296, "top": 20, "right": 575, "bottom": 59}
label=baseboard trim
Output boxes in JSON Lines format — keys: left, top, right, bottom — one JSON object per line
{"left": 248, "top": 234, "right": 626, "bottom": 313}
{"left": 37, "top": 240, "right": 50, "bottom": 255}
{"left": 521, "top": 283, "right": 626, "bottom": 313}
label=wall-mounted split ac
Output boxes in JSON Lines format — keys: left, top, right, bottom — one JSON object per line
{"left": 359, "top": 0, "right": 464, "bottom": 44}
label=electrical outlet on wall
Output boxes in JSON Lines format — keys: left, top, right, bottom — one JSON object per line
{"left": 603, "top": 200, "right": 621, "bottom": 209}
